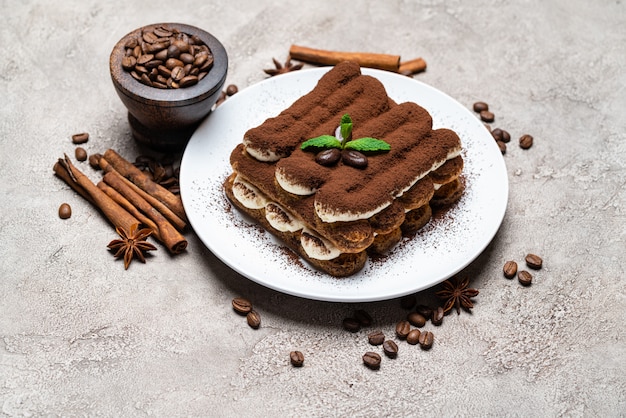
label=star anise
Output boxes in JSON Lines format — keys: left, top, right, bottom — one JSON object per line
{"left": 107, "top": 223, "right": 157, "bottom": 269}
{"left": 263, "top": 56, "right": 303, "bottom": 77}
{"left": 435, "top": 277, "right": 479, "bottom": 315}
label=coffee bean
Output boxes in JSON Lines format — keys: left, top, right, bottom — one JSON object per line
{"left": 362, "top": 351, "right": 382, "bottom": 370}
{"left": 179, "top": 75, "right": 199, "bottom": 88}
{"left": 232, "top": 297, "right": 252, "bottom": 315}
{"left": 342, "top": 317, "right": 361, "bottom": 333}
{"left": 400, "top": 294, "right": 417, "bottom": 310}
{"left": 354, "top": 309, "right": 373, "bottom": 327}
{"left": 75, "top": 147, "right": 87, "bottom": 162}
{"left": 480, "top": 110, "right": 495, "bottom": 123}
{"left": 290, "top": 351, "right": 304, "bottom": 367}
{"left": 226, "top": 84, "right": 238, "bottom": 96}
{"left": 415, "top": 304, "right": 433, "bottom": 319}
{"left": 407, "top": 312, "right": 426, "bottom": 328}
{"left": 497, "top": 140, "right": 507, "bottom": 154}
{"left": 342, "top": 149, "right": 368, "bottom": 169}
{"left": 418, "top": 331, "right": 434, "bottom": 349}
{"left": 121, "top": 56, "right": 137, "bottom": 70}
{"left": 316, "top": 148, "right": 341, "bottom": 166}
{"left": 382, "top": 340, "right": 398, "bottom": 358}
{"left": 431, "top": 306, "right": 444, "bottom": 326}
{"left": 246, "top": 310, "right": 261, "bottom": 329}
{"left": 367, "top": 330, "right": 385, "bottom": 346}
{"left": 406, "top": 329, "right": 421, "bottom": 345}
{"left": 491, "top": 128, "right": 504, "bottom": 142}
{"left": 143, "top": 31, "right": 159, "bottom": 44}
{"left": 473, "top": 101, "right": 489, "bottom": 112}
{"left": 518, "top": 270, "right": 533, "bottom": 286}
{"left": 519, "top": 134, "right": 534, "bottom": 149}
{"left": 525, "top": 253, "right": 543, "bottom": 270}
{"left": 71, "top": 132, "right": 89, "bottom": 144}
{"left": 88, "top": 153, "right": 102, "bottom": 169}
{"left": 58, "top": 203, "right": 72, "bottom": 219}
{"left": 171, "top": 66, "right": 185, "bottom": 81}
{"left": 395, "top": 320, "right": 411, "bottom": 339}
{"left": 503, "top": 260, "right": 518, "bottom": 279}
{"left": 500, "top": 129, "right": 511, "bottom": 143}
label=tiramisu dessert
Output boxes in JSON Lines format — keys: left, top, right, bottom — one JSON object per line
{"left": 224, "top": 61, "right": 464, "bottom": 277}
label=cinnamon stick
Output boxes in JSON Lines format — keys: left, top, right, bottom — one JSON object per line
{"left": 102, "top": 171, "right": 187, "bottom": 254}
{"left": 399, "top": 57, "right": 427, "bottom": 75}
{"left": 97, "top": 182, "right": 161, "bottom": 241}
{"left": 54, "top": 155, "right": 139, "bottom": 233}
{"left": 53, "top": 161, "right": 95, "bottom": 205}
{"left": 100, "top": 149, "right": 187, "bottom": 223}
{"left": 100, "top": 158, "right": 186, "bottom": 232}
{"left": 289, "top": 44, "right": 401, "bottom": 72}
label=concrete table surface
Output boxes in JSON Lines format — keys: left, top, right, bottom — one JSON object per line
{"left": 1, "top": 1, "right": 625, "bottom": 416}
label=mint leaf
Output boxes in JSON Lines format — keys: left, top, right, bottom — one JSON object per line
{"left": 344, "top": 137, "right": 391, "bottom": 152}
{"left": 340, "top": 114, "right": 353, "bottom": 144}
{"left": 301, "top": 135, "right": 342, "bottom": 151}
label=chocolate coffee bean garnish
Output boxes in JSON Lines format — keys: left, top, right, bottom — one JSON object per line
{"left": 121, "top": 25, "right": 214, "bottom": 89}
{"left": 290, "top": 351, "right": 304, "bottom": 367}
{"left": 382, "top": 340, "right": 399, "bottom": 358}
{"left": 503, "top": 260, "right": 518, "bottom": 279}
{"left": 519, "top": 134, "right": 534, "bottom": 149}
{"left": 362, "top": 351, "right": 382, "bottom": 370}
{"left": 525, "top": 253, "right": 543, "bottom": 270}
{"left": 315, "top": 148, "right": 341, "bottom": 166}
{"left": 58, "top": 203, "right": 72, "bottom": 219}
{"left": 232, "top": 297, "right": 252, "bottom": 315}
{"left": 246, "top": 310, "right": 261, "bottom": 329}
{"left": 368, "top": 330, "right": 385, "bottom": 346}
{"left": 341, "top": 149, "right": 368, "bottom": 169}
{"left": 518, "top": 270, "right": 533, "bottom": 286}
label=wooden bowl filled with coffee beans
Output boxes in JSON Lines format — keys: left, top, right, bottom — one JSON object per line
{"left": 110, "top": 23, "right": 228, "bottom": 151}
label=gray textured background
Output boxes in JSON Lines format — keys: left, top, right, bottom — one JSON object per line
{"left": 1, "top": 0, "right": 625, "bottom": 416}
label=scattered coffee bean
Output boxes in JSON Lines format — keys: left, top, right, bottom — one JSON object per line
{"left": 500, "top": 129, "right": 511, "bottom": 143}
{"left": 519, "top": 134, "right": 534, "bottom": 149}
{"left": 480, "top": 110, "right": 495, "bottom": 123}
{"left": 406, "top": 329, "right": 421, "bottom": 345}
{"left": 415, "top": 304, "right": 433, "bottom": 319}
{"left": 88, "top": 153, "right": 102, "bottom": 169}
{"left": 518, "top": 270, "right": 533, "bottom": 286}
{"left": 75, "top": 147, "right": 87, "bottom": 162}
{"left": 246, "top": 310, "right": 261, "bottom": 329}
{"left": 395, "top": 320, "right": 411, "bottom": 339}
{"left": 431, "top": 306, "right": 444, "bottom": 326}
{"left": 354, "top": 309, "right": 373, "bottom": 327}
{"left": 407, "top": 312, "right": 426, "bottom": 328}
{"left": 71, "top": 132, "right": 89, "bottom": 144}
{"left": 368, "top": 330, "right": 385, "bottom": 346}
{"left": 491, "top": 128, "right": 504, "bottom": 142}
{"left": 473, "top": 101, "right": 489, "bottom": 112}
{"left": 121, "top": 24, "right": 214, "bottom": 89}
{"left": 316, "top": 148, "right": 341, "bottom": 166}
{"left": 341, "top": 149, "right": 368, "bottom": 169}
{"left": 232, "top": 297, "right": 252, "bottom": 315}
{"left": 362, "top": 351, "right": 382, "bottom": 370}
{"left": 418, "top": 331, "right": 434, "bottom": 350}
{"left": 400, "top": 294, "right": 417, "bottom": 310}
{"left": 382, "top": 340, "right": 399, "bottom": 358}
{"left": 290, "top": 351, "right": 304, "bottom": 367}
{"left": 497, "top": 140, "right": 507, "bottom": 154}
{"left": 503, "top": 260, "right": 518, "bottom": 279}
{"left": 525, "top": 253, "right": 543, "bottom": 270}
{"left": 58, "top": 203, "right": 72, "bottom": 219}
{"left": 225, "top": 84, "right": 238, "bottom": 96}
{"left": 342, "top": 317, "right": 361, "bottom": 333}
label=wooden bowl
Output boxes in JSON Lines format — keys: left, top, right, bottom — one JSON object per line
{"left": 110, "top": 23, "right": 228, "bottom": 151}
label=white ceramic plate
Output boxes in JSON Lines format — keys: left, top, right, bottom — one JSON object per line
{"left": 180, "top": 67, "right": 508, "bottom": 302}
